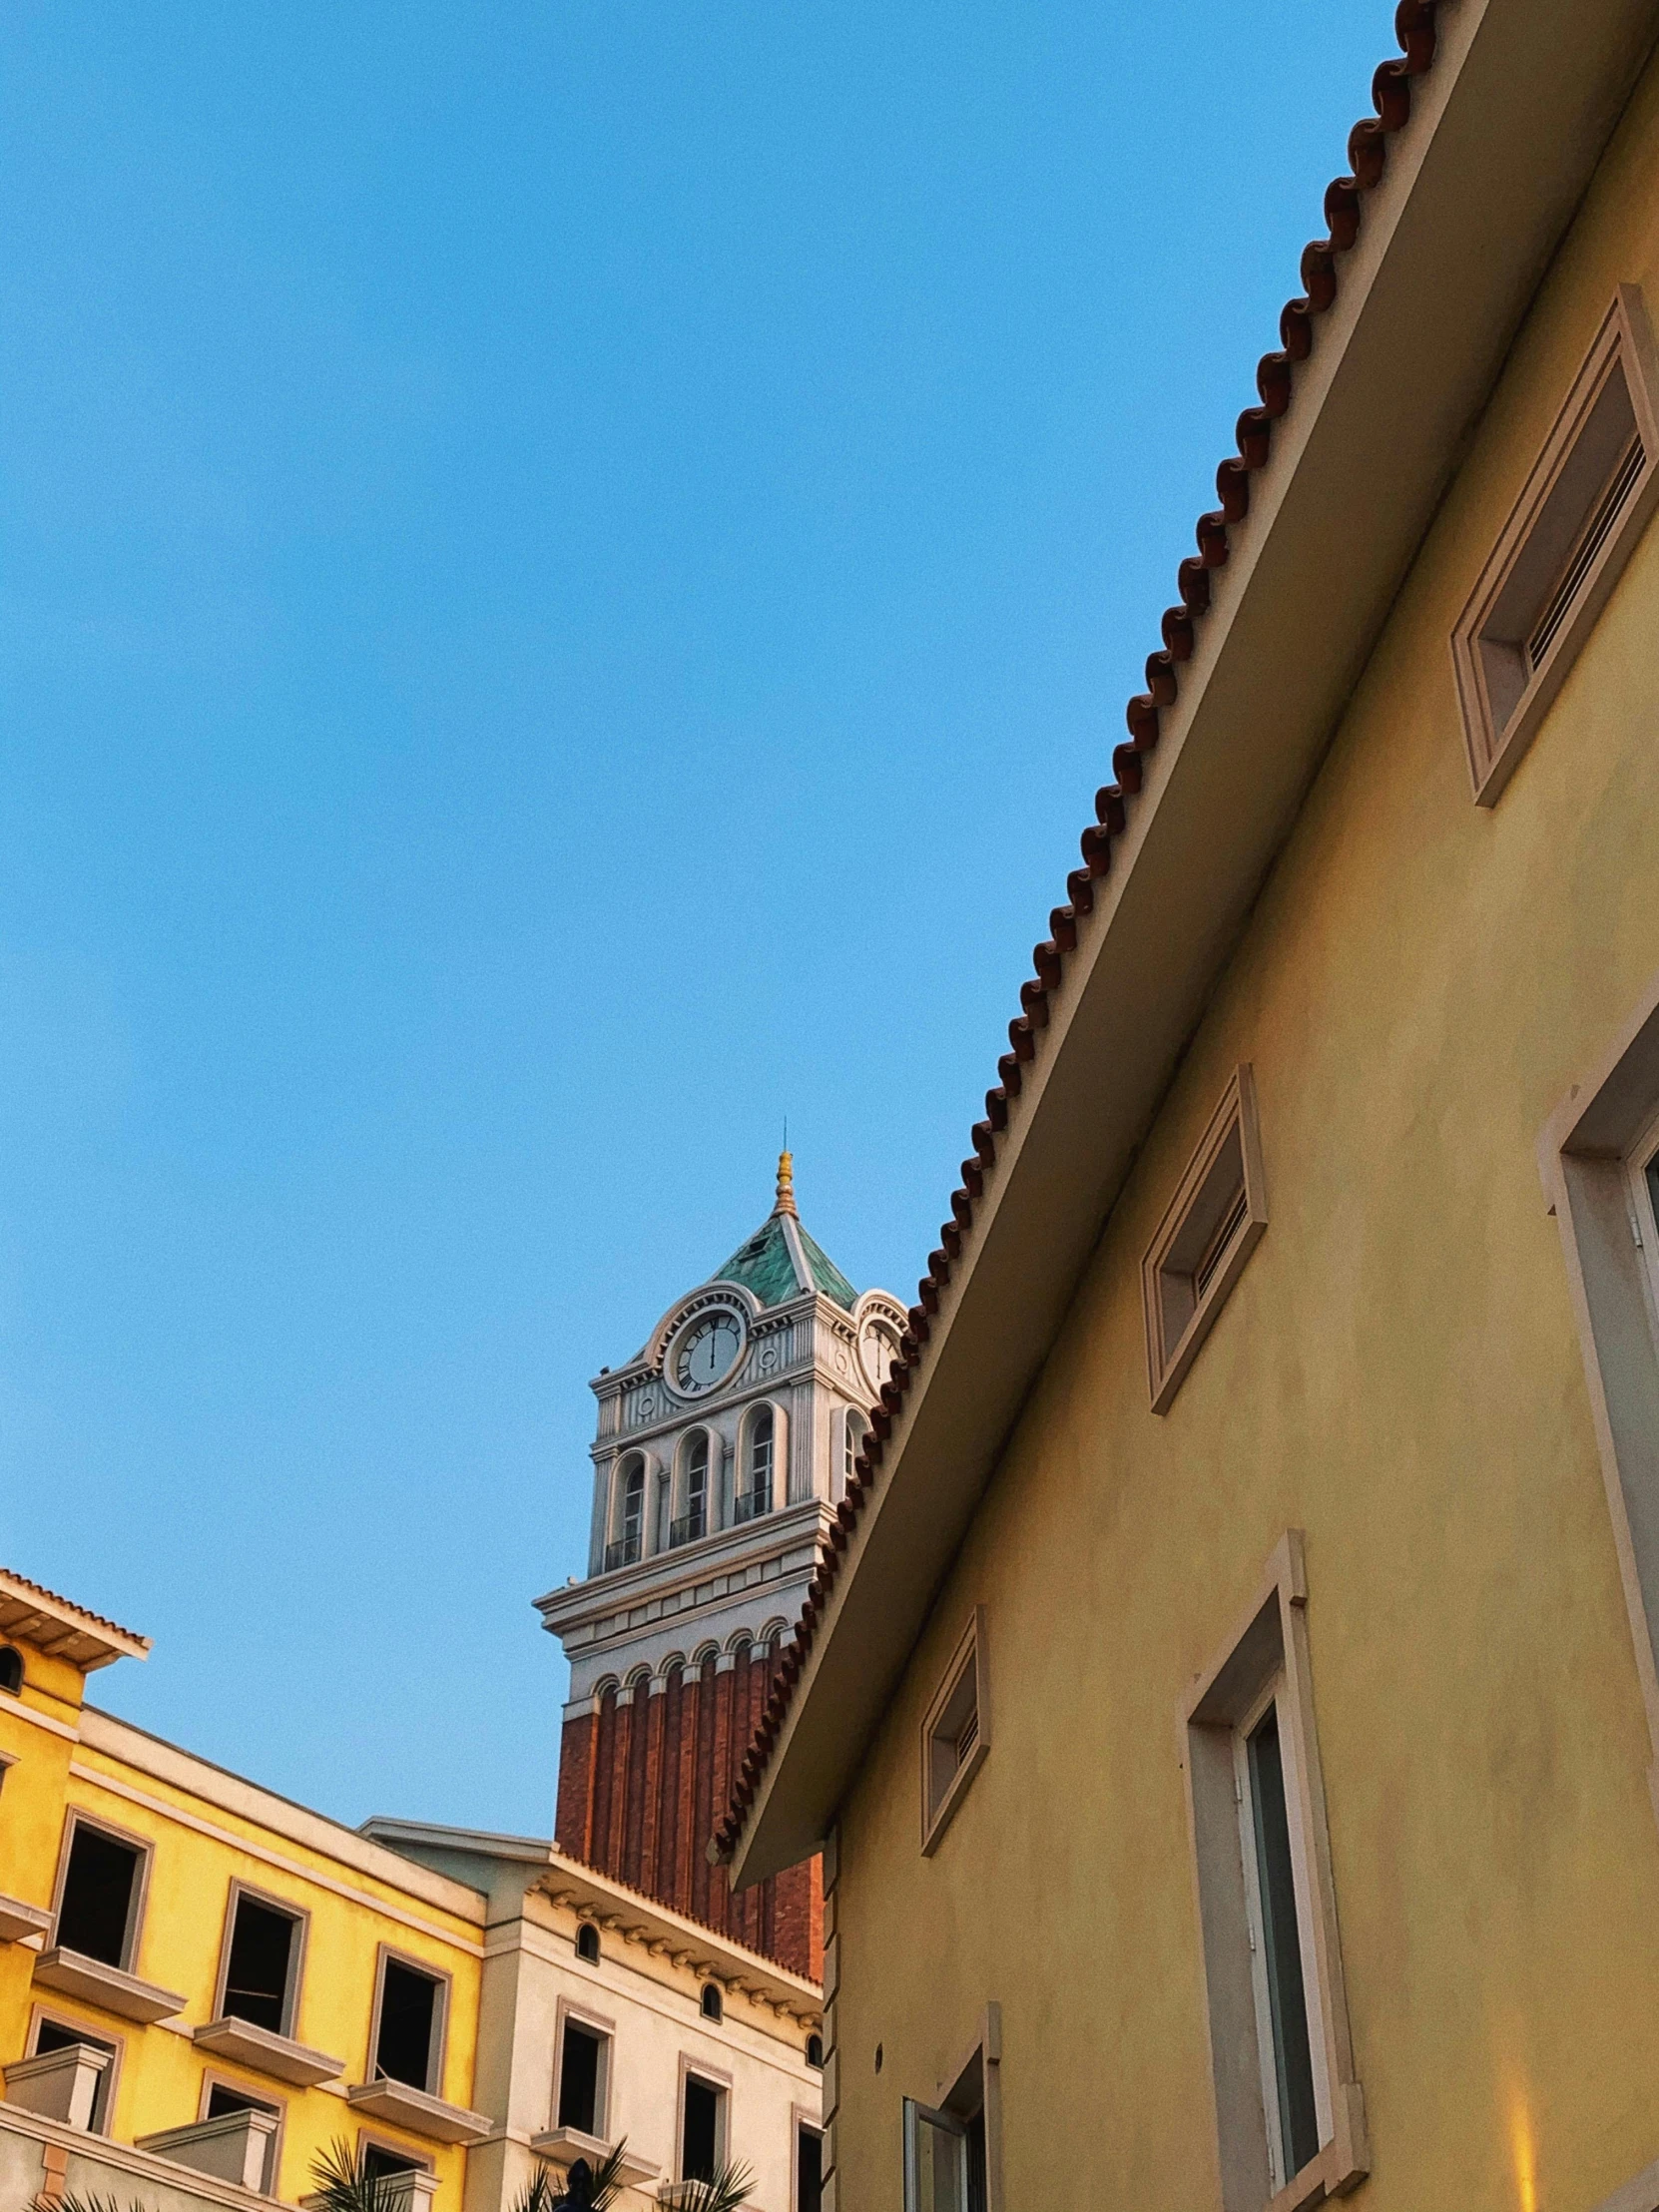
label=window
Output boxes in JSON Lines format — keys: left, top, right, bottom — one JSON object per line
{"left": 700, "top": 1982, "right": 724, "bottom": 2023}
{"left": 0, "top": 1645, "right": 22, "bottom": 1695}
{"left": 217, "top": 1886, "right": 303, "bottom": 2036}
{"left": 605, "top": 1458, "right": 646, "bottom": 1571}
{"left": 901, "top": 2013, "right": 999, "bottom": 2212}
{"left": 841, "top": 1411, "right": 868, "bottom": 1498}
{"left": 1183, "top": 1534, "right": 1367, "bottom": 2210}
{"left": 798, "top": 2122, "right": 824, "bottom": 2212}
{"left": 1541, "top": 982, "right": 1659, "bottom": 1820}
{"left": 681, "top": 2073, "right": 727, "bottom": 2183}
{"left": 575, "top": 1922, "right": 600, "bottom": 1965}
{"left": 32, "top": 2017, "right": 118, "bottom": 2134}
{"left": 737, "top": 1407, "right": 774, "bottom": 1523}
{"left": 556, "top": 2018, "right": 610, "bottom": 2138}
{"left": 54, "top": 1819, "right": 147, "bottom": 1969}
{"left": 204, "top": 2081, "right": 281, "bottom": 2193}
{"left": 371, "top": 1952, "right": 447, "bottom": 2095}
{"left": 921, "top": 1610, "right": 989, "bottom": 1856}
{"left": 806, "top": 2033, "right": 823, "bottom": 2069}
{"left": 1142, "top": 1065, "right": 1267, "bottom": 1413}
{"left": 362, "top": 2144, "right": 423, "bottom": 2183}
{"left": 1452, "top": 286, "right": 1659, "bottom": 805}
{"left": 673, "top": 1434, "right": 710, "bottom": 1548}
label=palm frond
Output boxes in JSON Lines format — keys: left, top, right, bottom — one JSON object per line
{"left": 309, "top": 2137, "right": 403, "bottom": 2212}
{"left": 32, "top": 2195, "right": 153, "bottom": 2212}
{"left": 659, "top": 2158, "right": 755, "bottom": 2212}
{"left": 511, "top": 2141, "right": 631, "bottom": 2212}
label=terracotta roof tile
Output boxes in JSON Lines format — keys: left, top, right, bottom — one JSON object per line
{"left": 713, "top": 0, "right": 1449, "bottom": 1866}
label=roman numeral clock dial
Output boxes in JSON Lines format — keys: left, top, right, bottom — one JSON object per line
{"left": 674, "top": 1312, "right": 744, "bottom": 1394}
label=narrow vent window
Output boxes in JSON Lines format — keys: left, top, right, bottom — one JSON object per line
{"left": 1142, "top": 1066, "right": 1268, "bottom": 1413}
{"left": 1526, "top": 429, "right": 1644, "bottom": 670}
{"left": 921, "top": 1610, "right": 989, "bottom": 1856}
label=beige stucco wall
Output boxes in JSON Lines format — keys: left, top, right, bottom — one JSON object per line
{"left": 830, "top": 40, "right": 1659, "bottom": 2212}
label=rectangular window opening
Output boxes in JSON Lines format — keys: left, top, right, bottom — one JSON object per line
{"left": 921, "top": 1612, "right": 989, "bottom": 1856}
{"left": 33, "top": 2018, "right": 118, "bottom": 2134}
{"left": 222, "top": 1893, "right": 300, "bottom": 2035}
{"left": 1143, "top": 1067, "right": 1267, "bottom": 1413}
{"left": 206, "top": 2082, "right": 281, "bottom": 2193}
{"left": 798, "top": 2123, "right": 824, "bottom": 2212}
{"left": 1453, "top": 285, "right": 1659, "bottom": 804}
{"left": 55, "top": 1821, "right": 144, "bottom": 1969}
{"left": 557, "top": 2020, "right": 607, "bottom": 2138}
{"left": 681, "top": 2074, "right": 726, "bottom": 2184}
{"left": 374, "top": 1957, "right": 442, "bottom": 2094}
{"left": 1244, "top": 1703, "right": 1321, "bottom": 2185}
{"left": 362, "top": 2145, "right": 422, "bottom": 2183}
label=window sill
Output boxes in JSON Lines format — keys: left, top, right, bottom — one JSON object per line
{"left": 1265, "top": 2087, "right": 1370, "bottom": 2212}
{"left": 346, "top": 2077, "right": 491, "bottom": 2145}
{"left": 0, "top": 1893, "right": 51, "bottom": 1944}
{"left": 33, "top": 1946, "right": 185, "bottom": 2024}
{"left": 530, "top": 2127, "right": 660, "bottom": 2190}
{"left": 194, "top": 2015, "right": 343, "bottom": 2087}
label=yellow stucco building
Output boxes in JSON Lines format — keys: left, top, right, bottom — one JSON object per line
{"left": 0, "top": 1567, "right": 489, "bottom": 2212}
{"left": 723, "top": 4, "right": 1659, "bottom": 2211}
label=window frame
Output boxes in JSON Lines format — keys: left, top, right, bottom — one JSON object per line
{"left": 48, "top": 1811, "right": 153, "bottom": 1974}
{"left": 366, "top": 1943, "right": 451, "bottom": 2100}
{"left": 920, "top": 1609, "right": 990, "bottom": 1858}
{"left": 901, "top": 2005, "right": 1002, "bottom": 2212}
{"left": 1451, "top": 285, "right": 1659, "bottom": 807}
{"left": 1142, "top": 1066, "right": 1268, "bottom": 1414}
{"left": 355, "top": 2128, "right": 434, "bottom": 2180}
{"left": 551, "top": 1994, "right": 614, "bottom": 2140}
{"left": 0, "top": 1644, "right": 23, "bottom": 1696}
{"left": 1539, "top": 970, "right": 1659, "bottom": 1827}
{"left": 27, "top": 2004, "right": 124, "bottom": 2136}
{"left": 1181, "top": 1532, "right": 1367, "bottom": 2212}
{"left": 676, "top": 2057, "right": 731, "bottom": 2185}
{"left": 793, "top": 2109, "right": 825, "bottom": 2212}
{"left": 211, "top": 1879, "right": 309, "bottom": 2041}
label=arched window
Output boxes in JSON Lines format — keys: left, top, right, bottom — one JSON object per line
{"left": 607, "top": 1456, "right": 645, "bottom": 1570}
{"left": 739, "top": 1407, "right": 774, "bottom": 1522}
{"left": 0, "top": 1646, "right": 21, "bottom": 1696}
{"left": 701, "top": 1982, "right": 724, "bottom": 2022}
{"left": 841, "top": 1409, "right": 868, "bottom": 1494}
{"left": 806, "top": 2033, "right": 823, "bottom": 2068}
{"left": 673, "top": 1432, "right": 710, "bottom": 1548}
{"left": 576, "top": 1922, "right": 600, "bottom": 1964}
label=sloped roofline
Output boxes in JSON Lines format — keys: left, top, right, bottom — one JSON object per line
{"left": 722, "top": 0, "right": 1659, "bottom": 1884}
{"left": 0, "top": 1565, "right": 150, "bottom": 1671}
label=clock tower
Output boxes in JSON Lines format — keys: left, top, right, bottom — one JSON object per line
{"left": 535, "top": 1155, "right": 905, "bottom": 1979}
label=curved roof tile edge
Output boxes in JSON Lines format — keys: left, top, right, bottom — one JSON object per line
{"left": 710, "top": 0, "right": 1450, "bottom": 1866}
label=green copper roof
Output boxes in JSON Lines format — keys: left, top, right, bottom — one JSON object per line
{"left": 712, "top": 1205, "right": 859, "bottom": 1313}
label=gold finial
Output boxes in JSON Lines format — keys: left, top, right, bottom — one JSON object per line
{"left": 775, "top": 1149, "right": 798, "bottom": 1217}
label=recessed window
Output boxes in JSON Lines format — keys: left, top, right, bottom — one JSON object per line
{"left": 605, "top": 1457, "right": 646, "bottom": 1572}
{"left": 673, "top": 1433, "right": 710, "bottom": 1548}
{"left": 55, "top": 1819, "right": 147, "bottom": 1969}
{"left": 372, "top": 1954, "right": 446, "bottom": 2095}
{"left": 806, "top": 2033, "right": 823, "bottom": 2069}
{"left": 219, "top": 1889, "right": 302, "bottom": 2036}
{"left": 556, "top": 2018, "right": 609, "bottom": 2138}
{"left": 32, "top": 2018, "right": 118, "bottom": 2134}
{"left": 700, "top": 1981, "right": 724, "bottom": 2023}
{"left": 681, "top": 2072, "right": 727, "bottom": 2183}
{"left": 575, "top": 1922, "right": 600, "bottom": 1965}
{"left": 1142, "top": 1065, "right": 1267, "bottom": 1413}
{"left": 0, "top": 1645, "right": 22, "bottom": 1695}
{"left": 797, "top": 2122, "right": 824, "bottom": 2212}
{"left": 362, "top": 2144, "right": 424, "bottom": 2183}
{"left": 901, "top": 2022, "right": 998, "bottom": 2212}
{"left": 737, "top": 1407, "right": 775, "bottom": 1523}
{"left": 921, "top": 1610, "right": 989, "bottom": 1856}
{"left": 1452, "top": 285, "right": 1659, "bottom": 804}
{"left": 840, "top": 1410, "right": 868, "bottom": 1498}
{"left": 205, "top": 2082, "right": 281, "bottom": 2193}
{"left": 1184, "top": 1535, "right": 1367, "bottom": 2208}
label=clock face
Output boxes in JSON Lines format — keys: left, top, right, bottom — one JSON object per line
{"left": 861, "top": 1320, "right": 899, "bottom": 1391}
{"left": 673, "top": 1311, "right": 745, "bottom": 1394}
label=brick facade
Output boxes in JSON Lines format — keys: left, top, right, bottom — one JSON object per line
{"left": 555, "top": 1640, "right": 823, "bottom": 1980}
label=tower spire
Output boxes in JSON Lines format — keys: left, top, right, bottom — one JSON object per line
{"left": 774, "top": 1147, "right": 798, "bottom": 1218}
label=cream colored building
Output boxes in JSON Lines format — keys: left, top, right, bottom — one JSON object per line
{"left": 365, "top": 1824, "right": 823, "bottom": 2212}
{"left": 720, "top": 4, "right": 1659, "bottom": 2211}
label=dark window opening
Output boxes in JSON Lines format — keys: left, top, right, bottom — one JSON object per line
{"left": 56, "top": 1823, "right": 143, "bottom": 1968}
{"left": 374, "top": 1957, "right": 441, "bottom": 2092}
{"left": 965, "top": 2111, "right": 988, "bottom": 2212}
{"left": 681, "top": 2076, "right": 722, "bottom": 2183}
{"left": 223, "top": 1894, "right": 298, "bottom": 2034}
{"left": 575, "top": 1922, "right": 600, "bottom": 1964}
{"left": 557, "top": 2021, "right": 604, "bottom": 2136}
{"left": 0, "top": 1645, "right": 22, "bottom": 1695}
{"left": 700, "top": 1982, "right": 724, "bottom": 2022}
{"left": 362, "top": 2146, "right": 420, "bottom": 2183}
{"left": 34, "top": 2019, "right": 117, "bottom": 2133}
{"left": 797, "top": 2125, "right": 823, "bottom": 2212}
{"left": 806, "top": 2033, "right": 823, "bottom": 2068}
{"left": 206, "top": 2083, "right": 279, "bottom": 2191}
{"left": 1247, "top": 1704, "right": 1320, "bottom": 2182}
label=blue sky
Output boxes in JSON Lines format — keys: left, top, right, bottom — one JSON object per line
{"left": 2, "top": 3, "right": 1391, "bottom": 1833}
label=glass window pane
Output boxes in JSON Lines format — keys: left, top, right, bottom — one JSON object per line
{"left": 909, "top": 2107, "right": 966, "bottom": 2212}
{"left": 1247, "top": 1704, "right": 1320, "bottom": 2178}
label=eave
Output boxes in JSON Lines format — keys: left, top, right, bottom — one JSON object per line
{"left": 725, "top": 0, "right": 1659, "bottom": 1887}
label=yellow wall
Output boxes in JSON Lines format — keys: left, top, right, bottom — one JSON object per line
{"left": 2, "top": 1641, "right": 485, "bottom": 2207}
{"left": 831, "top": 42, "right": 1659, "bottom": 2212}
